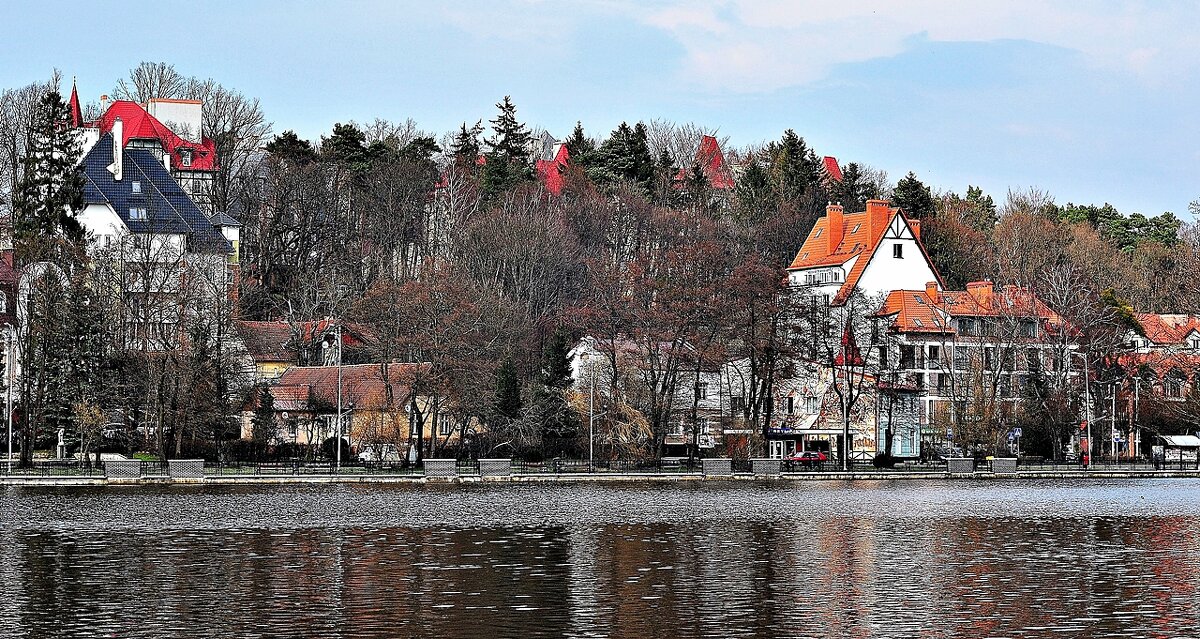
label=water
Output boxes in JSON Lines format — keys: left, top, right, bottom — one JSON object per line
{"left": 2, "top": 480, "right": 1200, "bottom": 638}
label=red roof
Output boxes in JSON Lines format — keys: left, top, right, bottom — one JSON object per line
{"left": 94, "top": 100, "right": 217, "bottom": 172}
{"left": 68, "top": 81, "right": 83, "bottom": 128}
{"left": 674, "top": 135, "right": 734, "bottom": 190}
{"left": 822, "top": 156, "right": 843, "bottom": 183}
{"left": 236, "top": 320, "right": 372, "bottom": 363}
{"left": 272, "top": 363, "right": 428, "bottom": 411}
{"left": 535, "top": 143, "right": 570, "bottom": 195}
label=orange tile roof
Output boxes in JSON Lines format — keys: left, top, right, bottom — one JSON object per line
{"left": 787, "top": 200, "right": 943, "bottom": 305}
{"left": 877, "top": 282, "right": 1061, "bottom": 335}
{"left": 1135, "top": 313, "right": 1200, "bottom": 345}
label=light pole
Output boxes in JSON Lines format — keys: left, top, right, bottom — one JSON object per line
{"left": 588, "top": 356, "right": 595, "bottom": 471}
{"left": 5, "top": 327, "right": 12, "bottom": 474}
{"left": 1070, "top": 351, "right": 1093, "bottom": 470}
{"left": 335, "top": 323, "right": 343, "bottom": 473}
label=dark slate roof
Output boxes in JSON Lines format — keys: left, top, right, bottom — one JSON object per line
{"left": 209, "top": 211, "right": 241, "bottom": 227}
{"left": 82, "top": 134, "right": 230, "bottom": 253}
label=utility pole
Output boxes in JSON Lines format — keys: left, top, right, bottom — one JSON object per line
{"left": 588, "top": 356, "right": 595, "bottom": 471}
{"left": 5, "top": 328, "right": 12, "bottom": 474}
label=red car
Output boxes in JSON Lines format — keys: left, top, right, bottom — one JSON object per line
{"left": 785, "top": 450, "right": 827, "bottom": 469}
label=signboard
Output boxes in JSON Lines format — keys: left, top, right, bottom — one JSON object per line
{"left": 699, "top": 435, "right": 716, "bottom": 449}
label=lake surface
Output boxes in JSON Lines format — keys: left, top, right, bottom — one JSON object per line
{"left": 2, "top": 480, "right": 1200, "bottom": 638}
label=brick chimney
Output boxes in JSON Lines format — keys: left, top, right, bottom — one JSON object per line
{"left": 826, "top": 202, "right": 844, "bottom": 253}
{"left": 866, "top": 199, "right": 891, "bottom": 238}
{"left": 966, "top": 280, "right": 994, "bottom": 305}
{"left": 925, "top": 281, "right": 939, "bottom": 304}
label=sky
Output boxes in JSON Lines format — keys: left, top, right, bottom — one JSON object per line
{"left": 3, "top": 1, "right": 1198, "bottom": 217}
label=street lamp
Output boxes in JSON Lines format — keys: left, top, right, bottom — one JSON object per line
{"left": 1069, "top": 350, "right": 1092, "bottom": 470}
{"left": 4, "top": 326, "right": 12, "bottom": 474}
{"left": 336, "top": 323, "right": 343, "bottom": 473}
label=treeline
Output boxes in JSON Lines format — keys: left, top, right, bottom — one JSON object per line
{"left": 1, "top": 61, "right": 1198, "bottom": 463}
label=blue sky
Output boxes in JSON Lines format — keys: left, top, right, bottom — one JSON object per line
{"left": 4, "top": 1, "right": 1197, "bottom": 217}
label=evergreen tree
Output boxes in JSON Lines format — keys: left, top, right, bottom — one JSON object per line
{"left": 451, "top": 120, "right": 484, "bottom": 166}
{"left": 486, "top": 96, "right": 533, "bottom": 163}
{"left": 735, "top": 157, "right": 775, "bottom": 220}
{"left": 321, "top": 123, "right": 369, "bottom": 171}
{"left": 541, "top": 331, "right": 573, "bottom": 389}
{"left": 768, "top": 129, "right": 821, "bottom": 201}
{"left": 12, "top": 89, "right": 86, "bottom": 258}
{"left": 265, "top": 130, "right": 317, "bottom": 164}
{"left": 494, "top": 357, "right": 523, "bottom": 419}
{"left": 892, "top": 171, "right": 935, "bottom": 219}
{"left": 251, "top": 386, "right": 277, "bottom": 450}
{"left": 564, "top": 121, "right": 595, "bottom": 168}
{"left": 590, "top": 122, "right": 654, "bottom": 188}
{"left": 965, "top": 185, "right": 997, "bottom": 230}
{"left": 831, "top": 162, "right": 876, "bottom": 212}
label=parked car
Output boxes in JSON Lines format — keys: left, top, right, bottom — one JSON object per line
{"left": 357, "top": 445, "right": 402, "bottom": 463}
{"left": 785, "top": 450, "right": 827, "bottom": 470}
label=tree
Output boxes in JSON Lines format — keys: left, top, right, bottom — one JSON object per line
{"left": 891, "top": 172, "right": 935, "bottom": 219}
{"left": 494, "top": 357, "right": 522, "bottom": 420}
{"left": 768, "top": 129, "right": 821, "bottom": 201}
{"left": 589, "top": 122, "right": 655, "bottom": 189}
{"left": 112, "top": 62, "right": 187, "bottom": 103}
{"left": 265, "top": 130, "right": 317, "bottom": 164}
{"left": 564, "top": 121, "right": 595, "bottom": 168}
{"left": 11, "top": 89, "right": 85, "bottom": 257}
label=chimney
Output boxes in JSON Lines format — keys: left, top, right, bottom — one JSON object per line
{"left": 966, "top": 280, "right": 994, "bottom": 305}
{"left": 866, "top": 199, "right": 891, "bottom": 238}
{"left": 826, "top": 202, "right": 844, "bottom": 253}
{"left": 108, "top": 117, "right": 123, "bottom": 181}
{"left": 925, "top": 281, "right": 939, "bottom": 304}
{"left": 909, "top": 218, "right": 921, "bottom": 240}
{"left": 100, "top": 94, "right": 108, "bottom": 113}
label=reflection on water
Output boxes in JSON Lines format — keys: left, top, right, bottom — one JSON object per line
{"left": 2, "top": 480, "right": 1200, "bottom": 638}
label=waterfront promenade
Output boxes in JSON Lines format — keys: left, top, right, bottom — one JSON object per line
{"left": 4, "top": 458, "right": 1199, "bottom": 485}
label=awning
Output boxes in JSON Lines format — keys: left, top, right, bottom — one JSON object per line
{"left": 1159, "top": 435, "right": 1200, "bottom": 448}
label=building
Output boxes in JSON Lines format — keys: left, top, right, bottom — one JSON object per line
{"left": 874, "top": 280, "right": 1065, "bottom": 456}
{"left": 674, "top": 135, "right": 735, "bottom": 191}
{"left": 534, "top": 132, "right": 570, "bottom": 196}
{"left": 73, "top": 84, "right": 219, "bottom": 214}
{"left": 787, "top": 200, "right": 942, "bottom": 306}
{"left": 234, "top": 320, "right": 375, "bottom": 382}
{"left": 242, "top": 362, "right": 448, "bottom": 459}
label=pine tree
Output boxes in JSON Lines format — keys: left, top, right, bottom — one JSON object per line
{"left": 451, "top": 120, "right": 484, "bottom": 166}
{"left": 494, "top": 357, "right": 523, "bottom": 419}
{"left": 265, "top": 130, "right": 317, "bottom": 164}
{"left": 321, "top": 123, "right": 369, "bottom": 170}
{"left": 768, "top": 129, "right": 821, "bottom": 201}
{"left": 486, "top": 96, "right": 533, "bottom": 163}
{"left": 892, "top": 171, "right": 935, "bottom": 219}
{"left": 735, "top": 157, "right": 775, "bottom": 220}
{"left": 541, "top": 331, "right": 573, "bottom": 389}
{"left": 12, "top": 89, "right": 86, "bottom": 259}
{"left": 591, "top": 122, "right": 655, "bottom": 188}
{"left": 251, "top": 386, "right": 277, "bottom": 445}
{"left": 832, "top": 162, "right": 875, "bottom": 212}
{"left": 564, "top": 121, "right": 595, "bottom": 168}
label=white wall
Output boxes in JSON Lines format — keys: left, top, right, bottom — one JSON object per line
{"left": 77, "top": 203, "right": 127, "bottom": 246}
{"left": 146, "top": 99, "right": 203, "bottom": 143}
{"left": 853, "top": 215, "right": 939, "bottom": 299}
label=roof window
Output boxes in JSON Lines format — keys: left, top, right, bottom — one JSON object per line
{"left": 129, "top": 207, "right": 148, "bottom": 221}
{"left": 851, "top": 224, "right": 861, "bottom": 233}
{"left": 814, "top": 228, "right": 823, "bottom": 238}
{"left": 131, "top": 181, "right": 142, "bottom": 194}
{"left": 913, "top": 318, "right": 923, "bottom": 327}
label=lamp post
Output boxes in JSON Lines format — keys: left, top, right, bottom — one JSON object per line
{"left": 335, "top": 323, "right": 343, "bottom": 473}
{"left": 588, "top": 356, "right": 595, "bottom": 471}
{"left": 1070, "top": 350, "right": 1093, "bottom": 470}
{"left": 5, "top": 327, "right": 12, "bottom": 474}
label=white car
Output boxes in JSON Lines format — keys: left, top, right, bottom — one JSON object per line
{"left": 357, "top": 445, "right": 402, "bottom": 463}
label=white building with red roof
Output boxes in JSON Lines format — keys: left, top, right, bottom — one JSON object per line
{"left": 787, "top": 200, "right": 943, "bottom": 306}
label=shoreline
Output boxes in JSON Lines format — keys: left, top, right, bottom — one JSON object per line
{"left": 6, "top": 469, "right": 1200, "bottom": 486}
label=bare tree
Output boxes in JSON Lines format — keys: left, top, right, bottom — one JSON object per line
{"left": 112, "top": 62, "right": 188, "bottom": 103}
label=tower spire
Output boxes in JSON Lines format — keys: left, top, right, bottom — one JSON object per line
{"left": 68, "top": 76, "right": 83, "bottom": 128}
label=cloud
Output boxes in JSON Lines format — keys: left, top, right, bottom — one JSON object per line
{"left": 620, "top": 1, "right": 1200, "bottom": 92}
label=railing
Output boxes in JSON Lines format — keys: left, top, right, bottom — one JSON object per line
{"left": 0, "top": 460, "right": 106, "bottom": 477}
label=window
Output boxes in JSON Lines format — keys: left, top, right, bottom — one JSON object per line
{"left": 131, "top": 181, "right": 142, "bottom": 194}
{"left": 1026, "top": 348, "right": 1040, "bottom": 371}
{"left": 928, "top": 345, "right": 940, "bottom": 363}
{"left": 0, "top": 292, "right": 5, "bottom": 313}
{"left": 695, "top": 381, "right": 709, "bottom": 401}
{"left": 814, "top": 228, "right": 823, "bottom": 238}
{"left": 893, "top": 243, "right": 904, "bottom": 258}
{"left": 180, "top": 149, "right": 192, "bottom": 167}
{"left": 731, "top": 396, "right": 745, "bottom": 413}
{"left": 787, "top": 396, "right": 794, "bottom": 414}
{"left": 877, "top": 346, "right": 888, "bottom": 368}
{"left": 900, "top": 345, "right": 917, "bottom": 369}
{"left": 851, "top": 224, "right": 861, "bottom": 233}
{"left": 438, "top": 420, "right": 453, "bottom": 436}
{"left": 803, "top": 395, "right": 819, "bottom": 414}
{"left": 129, "top": 207, "right": 148, "bottom": 220}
